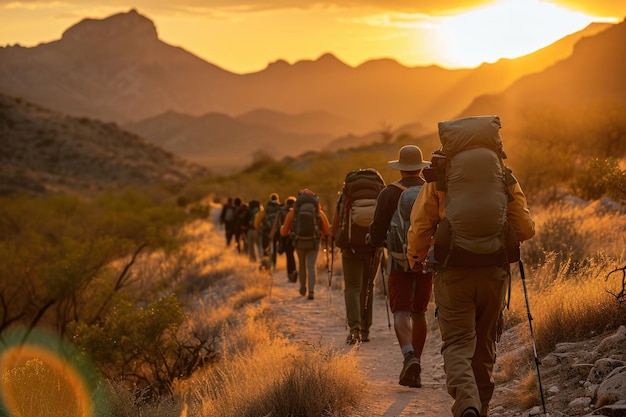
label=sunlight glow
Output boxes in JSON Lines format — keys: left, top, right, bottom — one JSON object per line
{"left": 427, "top": 0, "right": 615, "bottom": 67}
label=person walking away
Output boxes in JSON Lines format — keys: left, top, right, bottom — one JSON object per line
{"left": 333, "top": 168, "right": 385, "bottom": 344}
{"left": 271, "top": 196, "right": 297, "bottom": 282}
{"left": 280, "top": 189, "right": 330, "bottom": 300}
{"left": 366, "top": 145, "right": 433, "bottom": 388}
{"left": 246, "top": 200, "right": 262, "bottom": 262}
{"left": 255, "top": 193, "right": 282, "bottom": 270}
{"left": 407, "top": 116, "right": 535, "bottom": 417}
{"left": 233, "top": 198, "right": 249, "bottom": 253}
{"left": 219, "top": 197, "right": 236, "bottom": 247}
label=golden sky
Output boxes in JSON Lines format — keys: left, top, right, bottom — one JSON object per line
{"left": 0, "top": 0, "right": 624, "bottom": 74}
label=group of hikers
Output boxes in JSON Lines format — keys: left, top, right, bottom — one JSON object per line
{"left": 219, "top": 115, "right": 536, "bottom": 417}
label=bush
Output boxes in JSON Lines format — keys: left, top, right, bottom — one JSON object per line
{"left": 573, "top": 158, "right": 626, "bottom": 201}
{"left": 71, "top": 295, "right": 217, "bottom": 397}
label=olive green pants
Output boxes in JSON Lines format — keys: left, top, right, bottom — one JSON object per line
{"left": 434, "top": 265, "right": 508, "bottom": 417}
{"left": 341, "top": 247, "right": 381, "bottom": 335}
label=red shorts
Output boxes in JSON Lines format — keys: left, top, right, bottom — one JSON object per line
{"left": 388, "top": 264, "right": 433, "bottom": 314}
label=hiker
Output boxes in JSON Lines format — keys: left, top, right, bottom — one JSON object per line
{"left": 219, "top": 197, "right": 236, "bottom": 247}
{"left": 232, "top": 197, "right": 249, "bottom": 253}
{"left": 255, "top": 193, "right": 282, "bottom": 269}
{"left": 271, "top": 196, "right": 297, "bottom": 282}
{"left": 407, "top": 116, "right": 535, "bottom": 417}
{"left": 332, "top": 168, "right": 385, "bottom": 344}
{"left": 366, "top": 145, "right": 433, "bottom": 388}
{"left": 280, "top": 188, "right": 330, "bottom": 300}
{"left": 247, "top": 200, "right": 262, "bottom": 262}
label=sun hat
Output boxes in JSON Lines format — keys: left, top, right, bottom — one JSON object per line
{"left": 388, "top": 145, "right": 430, "bottom": 171}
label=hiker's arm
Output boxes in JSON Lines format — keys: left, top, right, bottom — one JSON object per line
{"left": 507, "top": 182, "right": 535, "bottom": 242}
{"left": 319, "top": 210, "right": 331, "bottom": 239}
{"left": 280, "top": 210, "right": 293, "bottom": 237}
{"left": 331, "top": 197, "right": 342, "bottom": 237}
{"left": 368, "top": 186, "right": 397, "bottom": 247}
{"left": 407, "top": 182, "right": 442, "bottom": 267}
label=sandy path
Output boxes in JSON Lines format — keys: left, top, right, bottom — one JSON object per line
{"left": 268, "top": 263, "right": 455, "bottom": 417}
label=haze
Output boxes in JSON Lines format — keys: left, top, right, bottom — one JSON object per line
{"left": 0, "top": 0, "right": 623, "bottom": 73}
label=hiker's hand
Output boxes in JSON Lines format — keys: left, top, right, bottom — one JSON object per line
{"left": 365, "top": 233, "right": 373, "bottom": 247}
{"left": 411, "top": 261, "right": 423, "bottom": 272}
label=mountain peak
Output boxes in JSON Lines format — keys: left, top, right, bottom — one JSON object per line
{"left": 62, "top": 9, "right": 158, "bottom": 44}
{"left": 316, "top": 53, "right": 350, "bottom": 67}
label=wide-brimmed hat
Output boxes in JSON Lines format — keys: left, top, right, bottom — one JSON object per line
{"left": 388, "top": 145, "right": 430, "bottom": 171}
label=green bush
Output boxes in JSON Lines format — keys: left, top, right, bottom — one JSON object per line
{"left": 70, "top": 294, "right": 217, "bottom": 396}
{"left": 573, "top": 157, "right": 626, "bottom": 201}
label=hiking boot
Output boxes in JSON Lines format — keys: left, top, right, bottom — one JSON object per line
{"left": 461, "top": 408, "right": 479, "bottom": 417}
{"left": 288, "top": 271, "right": 298, "bottom": 283}
{"left": 299, "top": 286, "right": 306, "bottom": 296}
{"left": 346, "top": 332, "right": 361, "bottom": 345}
{"left": 398, "top": 352, "right": 421, "bottom": 388}
{"left": 361, "top": 331, "right": 370, "bottom": 342}
{"left": 307, "top": 293, "right": 314, "bottom": 300}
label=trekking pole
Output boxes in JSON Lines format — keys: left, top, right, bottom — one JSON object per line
{"left": 519, "top": 259, "right": 547, "bottom": 415}
{"left": 380, "top": 248, "right": 392, "bottom": 330}
{"left": 364, "top": 246, "right": 378, "bottom": 312}
{"left": 325, "top": 237, "right": 333, "bottom": 311}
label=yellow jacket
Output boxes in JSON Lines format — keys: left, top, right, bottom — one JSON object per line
{"left": 407, "top": 180, "right": 535, "bottom": 270}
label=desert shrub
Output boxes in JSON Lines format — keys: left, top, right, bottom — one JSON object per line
{"left": 573, "top": 157, "right": 626, "bottom": 201}
{"left": 70, "top": 294, "right": 217, "bottom": 397}
{"left": 522, "top": 204, "right": 587, "bottom": 268}
{"left": 523, "top": 201, "right": 625, "bottom": 271}
{"left": 0, "top": 189, "right": 189, "bottom": 334}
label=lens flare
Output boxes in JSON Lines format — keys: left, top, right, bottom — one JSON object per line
{"left": 0, "top": 328, "right": 108, "bottom": 417}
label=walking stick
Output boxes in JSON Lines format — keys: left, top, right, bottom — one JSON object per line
{"left": 380, "top": 248, "right": 392, "bottom": 330}
{"left": 519, "top": 259, "right": 547, "bottom": 414}
{"left": 364, "top": 246, "right": 378, "bottom": 312}
{"left": 325, "top": 237, "right": 333, "bottom": 310}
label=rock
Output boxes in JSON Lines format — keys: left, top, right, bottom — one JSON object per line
{"left": 589, "top": 359, "right": 626, "bottom": 384}
{"left": 596, "top": 366, "right": 626, "bottom": 403}
{"left": 548, "top": 385, "right": 560, "bottom": 394}
{"left": 593, "top": 326, "right": 626, "bottom": 358}
{"left": 569, "top": 397, "right": 592, "bottom": 408}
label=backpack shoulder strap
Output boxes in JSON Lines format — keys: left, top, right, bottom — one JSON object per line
{"left": 390, "top": 181, "right": 407, "bottom": 192}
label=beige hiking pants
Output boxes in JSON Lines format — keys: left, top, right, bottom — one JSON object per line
{"left": 434, "top": 265, "right": 509, "bottom": 417}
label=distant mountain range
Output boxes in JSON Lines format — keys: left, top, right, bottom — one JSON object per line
{"left": 0, "top": 9, "right": 623, "bottom": 174}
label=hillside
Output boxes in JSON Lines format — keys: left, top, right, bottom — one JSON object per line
{"left": 123, "top": 111, "right": 335, "bottom": 173}
{"left": 0, "top": 93, "right": 209, "bottom": 195}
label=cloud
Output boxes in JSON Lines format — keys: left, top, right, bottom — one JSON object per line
{"left": 3, "top": 0, "right": 624, "bottom": 17}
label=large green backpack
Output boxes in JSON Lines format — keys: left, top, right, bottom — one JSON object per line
{"left": 429, "top": 115, "right": 519, "bottom": 267}
{"left": 334, "top": 168, "right": 385, "bottom": 250}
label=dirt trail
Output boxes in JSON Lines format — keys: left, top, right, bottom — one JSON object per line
{"left": 268, "top": 265, "right": 454, "bottom": 417}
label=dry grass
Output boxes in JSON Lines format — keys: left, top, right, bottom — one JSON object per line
{"left": 101, "top": 221, "right": 364, "bottom": 417}
{"left": 513, "top": 370, "right": 542, "bottom": 410}
{"left": 177, "top": 316, "right": 363, "bottom": 417}
{"left": 507, "top": 201, "right": 625, "bottom": 354}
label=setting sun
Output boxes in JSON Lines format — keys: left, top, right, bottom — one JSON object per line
{"left": 424, "top": 0, "right": 614, "bottom": 67}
